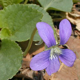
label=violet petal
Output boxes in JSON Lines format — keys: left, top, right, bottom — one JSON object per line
{"left": 30, "top": 50, "right": 50, "bottom": 70}
{"left": 59, "top": 19, "right": 72, "bottom": 45}
{"left": 36, "top": 22, "right": 56, "bottom": 47}
{"left": 59, "top": 49, "right": 76, "bottom": 67}
{"left": 46, "top": 56, "right": 60, "bottom": 75}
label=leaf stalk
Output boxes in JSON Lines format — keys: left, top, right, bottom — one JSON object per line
{"left": 23, "top": 28, "right": 37, "bottom": 56}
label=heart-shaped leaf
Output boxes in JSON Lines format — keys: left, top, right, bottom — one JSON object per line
{"left": 0, "top": 39, "right": 22, "bottom": 80}
{"left": 0, "top": 4, "right": 42, "bottom": 41}
{"left": 38, "top": 0, "right": 73, "bottom": 12}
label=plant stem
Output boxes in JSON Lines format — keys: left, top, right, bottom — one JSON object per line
{"left": 24, "top": 0, "right": 28, "bottom": 4}
{"left": 45, "top": 44, "right": 59, "bottom": 51}
{"left": 54, "top": 29, "right": 59, "bottom": 44}
{"left": 23, "top": 28, "right": 37, "bottom": 56}
{"left": 58, "top": 63, "right": 64, "bottom": 72}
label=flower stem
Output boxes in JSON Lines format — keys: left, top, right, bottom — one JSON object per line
{"left": 58, "top": 63, "right": 64, "bottom": 72}
{"left": 24, "top": 0, "right": 28, "bottom": 4}
{"left": 53, "top": 28, "right": 59, "bottom": 45}
{"left": 45, "top": 44, "right": 59, "bottom": 51}
{"left": 23, "top": 28, "right": 37, "bottom": 56}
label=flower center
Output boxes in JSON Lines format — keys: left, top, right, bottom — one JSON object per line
{"left": 50, "top": 46, "right": 62, "bottom": 60}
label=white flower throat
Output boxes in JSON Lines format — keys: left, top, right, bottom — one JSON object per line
{"left": 50, "top": 46, "right": 62, "bottom": 60}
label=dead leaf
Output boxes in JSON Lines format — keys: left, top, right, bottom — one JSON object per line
{"left": 66, "top": 36, "right": 80, "bottom": 59}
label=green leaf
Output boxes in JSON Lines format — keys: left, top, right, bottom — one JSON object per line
{"left": 38, "top": 0, "right": 73, "bottom": 12}
{"left": 0, "top": 0, "right": 23, "bottom": 7}
{"left": 0, "top": 4, "right": 43, "bottom": 41}
{"left": 0, "top": 28, "right": 11, "bottom": 39}
{"left": 27, "top": 4, "right": 54, "bottom": 41}
{"left": 0, "top": 39, "right": 22, "bottom": 80}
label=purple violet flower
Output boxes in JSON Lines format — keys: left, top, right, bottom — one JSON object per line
{"left": 30, "top": 19, "right": 76, "bottom": 75}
